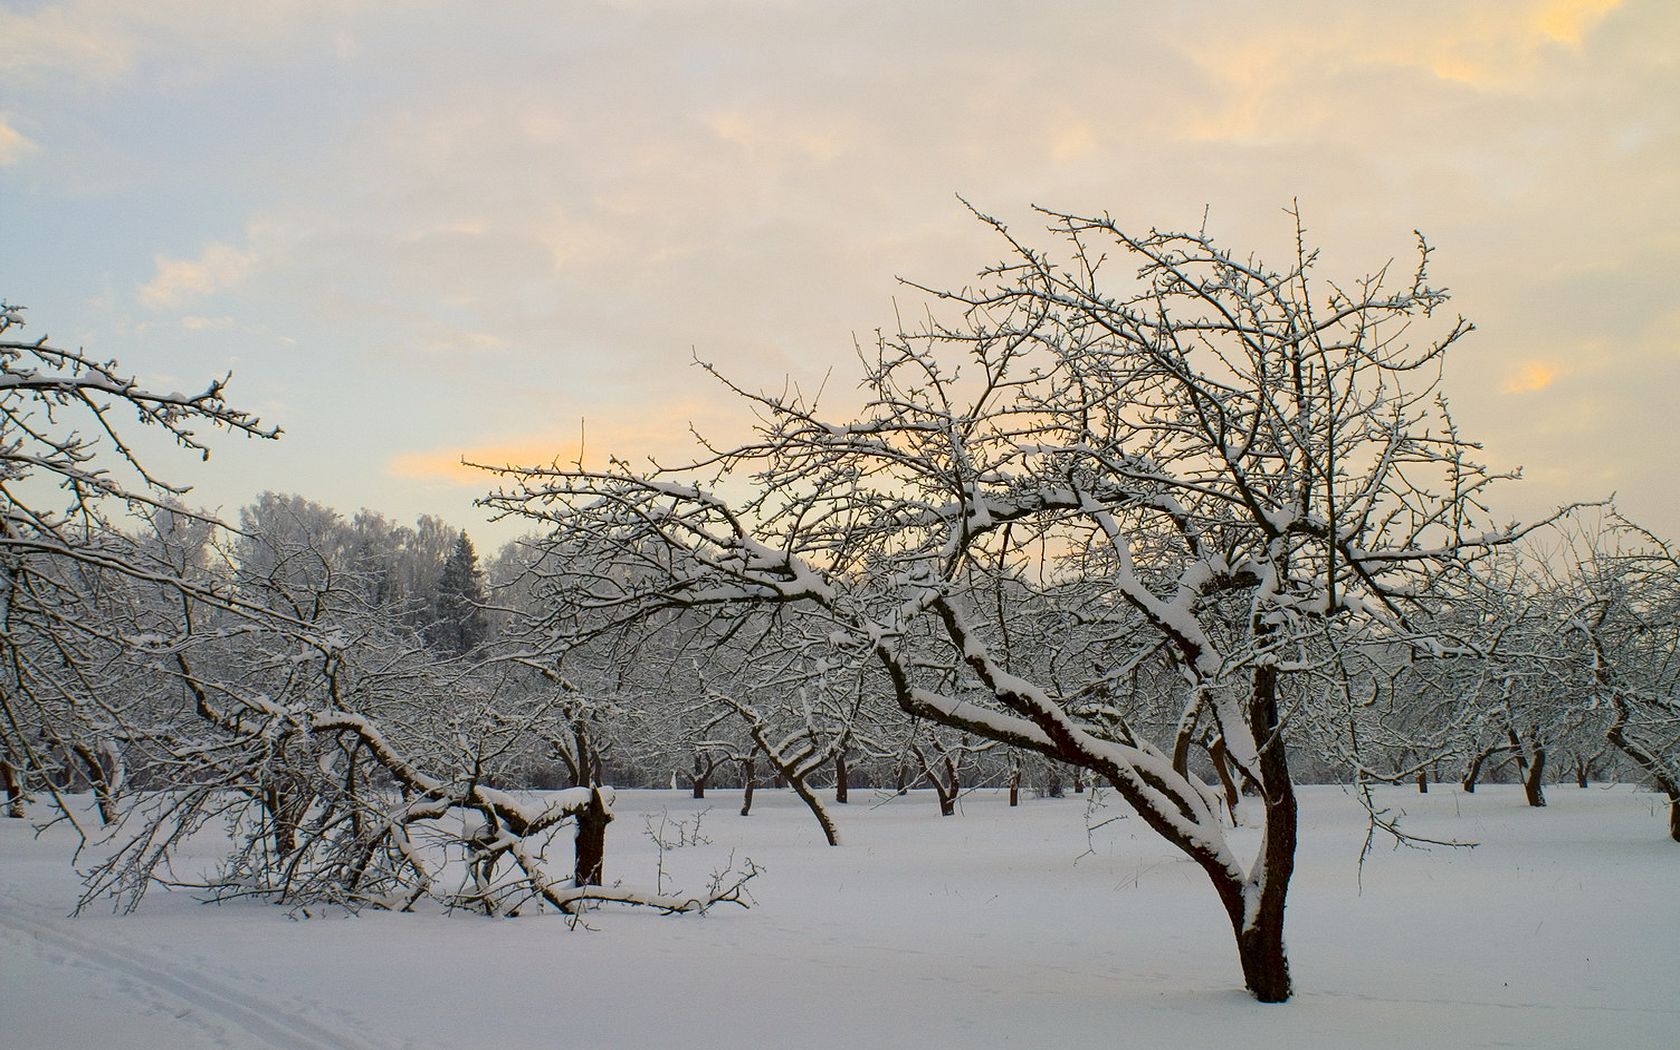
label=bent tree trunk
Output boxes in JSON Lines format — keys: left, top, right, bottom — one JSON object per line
{"left": 1137, "top": 668, "right": 1298, "bottom": 1001}
{"left": 1461, "top": 742, "right": 1514, "bottom": 793}
{"left": 1604, "top": 696, "right": 1680, "bottom": 843}
{"left": 729, "top": 711, "right": 842, "bottom": 845}
{"left": 889, "top": 646, "right": 1299, "bottom": 1001}
{"left": 1131, "top": 704, "right": 1298, "bottom": 1001}
{"left": 912, "top": 746, "right": 960, "bottom": 816}
{"left": 789, "top": 773, "right": 840, "bottom": 845}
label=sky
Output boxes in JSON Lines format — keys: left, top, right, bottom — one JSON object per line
{"left": 2, "top": 0, "right": 1676, "bottom": 548}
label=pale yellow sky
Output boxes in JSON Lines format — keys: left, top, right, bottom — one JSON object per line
{"left": 2, "top": 0, "right": 1675, "bottom": 543}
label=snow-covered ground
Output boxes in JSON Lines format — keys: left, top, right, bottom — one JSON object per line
{"left": 2, "top": 784, "right": 1674, "bottom": 1049}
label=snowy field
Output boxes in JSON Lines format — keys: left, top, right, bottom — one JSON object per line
{"left": 2, "top": 784, "right": 1675, "bottom": 1049}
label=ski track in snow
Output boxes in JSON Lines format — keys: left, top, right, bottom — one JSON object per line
{"left": 0, "top": 892, "right": 391, "bottom": 1050}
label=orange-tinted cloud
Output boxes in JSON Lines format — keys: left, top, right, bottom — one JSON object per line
{"left": 1504, "top": 361, "right": 1560, "bottom": 393}
{"left": 1184, "top": 0, "right": 1628, "bottom": 139}
{"left": 388, "top": 404, "right": 723, "bottom": 486}
{"left": 1050, "top": 122, "right": 1098, "bottom": 164}
{"left": 1535, "top": 0, "right": 1623, "bottom": 46}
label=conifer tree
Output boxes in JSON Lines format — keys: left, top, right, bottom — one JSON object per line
{"left": 431, "top": 530, "right": 490, "bottom": 656}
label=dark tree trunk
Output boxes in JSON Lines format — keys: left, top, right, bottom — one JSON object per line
{"left": 1180, "top": 666, "right": 1296, "bottom": 1002}
{"left": 263, "top": 780, "right": 304, "bottom": 856}
{"left": 739, "top": 757, "right": 756, "bottom": 817}
{"left": 1461, "top": 743, "right": 1509, "bottom": 793}
{"left": 834, "top": 751, "right": 849, "bottom": 804}
{"left": 1235, "top": 661, "right": 1296, "bottom": 1002}
{"left": 691, "top": 754, "right": 708, "bottom": 799}
{"left": 573, "top": 787, "right": 612, "bottom": 886}
{"left": 1008, "top": 765, "right": 1021, "bottom": 807}
{"left": 1416, "top": 769, "right": 1429, "bottom": 794}
{"left": 911, "top": 746, "right": 959, "bottom": 815}
{"left": 1521, "top": 744, "right": 1547, "bottom": 808}
{"left": 345, "top": 743, "right": 362, "bottom": 842}
{"left": 72, "top": 744, "right": 119, "bottom": 825}
{"left": 1232, "top": 900, "right": 1293, "bottom": 1004}
{"left": 468, "top": 834, "right": 499, "bottom": 916}
{"left": 2, "top": 759, "right": 24, "bottom": 818}
{"left": 937, "top": 755, "right": 959, "bottom": 816}
{"left": 894, "top": 763, "right": 908, "bottom": 796}
{"left": 1574, "top": 754, "right": 1590, "bottom": 789}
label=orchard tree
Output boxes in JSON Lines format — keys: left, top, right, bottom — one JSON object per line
{"left": 82, "top": 526, "right": 757, "bottom": 917}
{"left": 485, "top": 205, "right": 1541, "bottom": 1001}
{"left": 0, "top": 302, "right": 277, "bottom": 821}
{"left": 1552, "top": 514, "right": 1680, "bottom": 839}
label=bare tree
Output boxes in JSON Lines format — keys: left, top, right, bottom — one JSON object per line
{"left": 79, "top": 536, "right": 757, "bottom": 918}
{"left": 484, "top": 205, "right": 1538, "bottom": 1001}
{"left": 1552, "top": 514, "right": 1680, "bottom": 840}
{"left": 0, "top": 303, "right": 277, "bottom": 827}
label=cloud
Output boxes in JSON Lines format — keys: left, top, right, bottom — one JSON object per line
{"left": 0, "top": 116, "right": 38, "bottom": 166}
{"left": 1050, "top": 122, "right": 1098, "bottom": 164}
{"left": 389, "top": 433, "right": 598, "bottom": 488}
{"left": 704, "top": 109, "right": 855, "bottom": 164}
{"left": 1504, "top": 361, "right": 1561, "bottom": 394}
{"left": 179, "top": 314, "right": 237, "bottom": 331}
{"left": 139, "top": 242, "right": 256, "bottom": 309}
{"left": 0, "top": 4, "right": 134, "bottom": 84}
{"left": 1180, "top": 0, "right": 1630, "bottom": 141}
{"left": 0, "top": 2, "right": 384, "bottom": 88}
{"left": 388, "top": 407, "right": 718, "bottom": 487}
{"left": 1535, "top": 0, "right": 1623, "bottom": 45}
